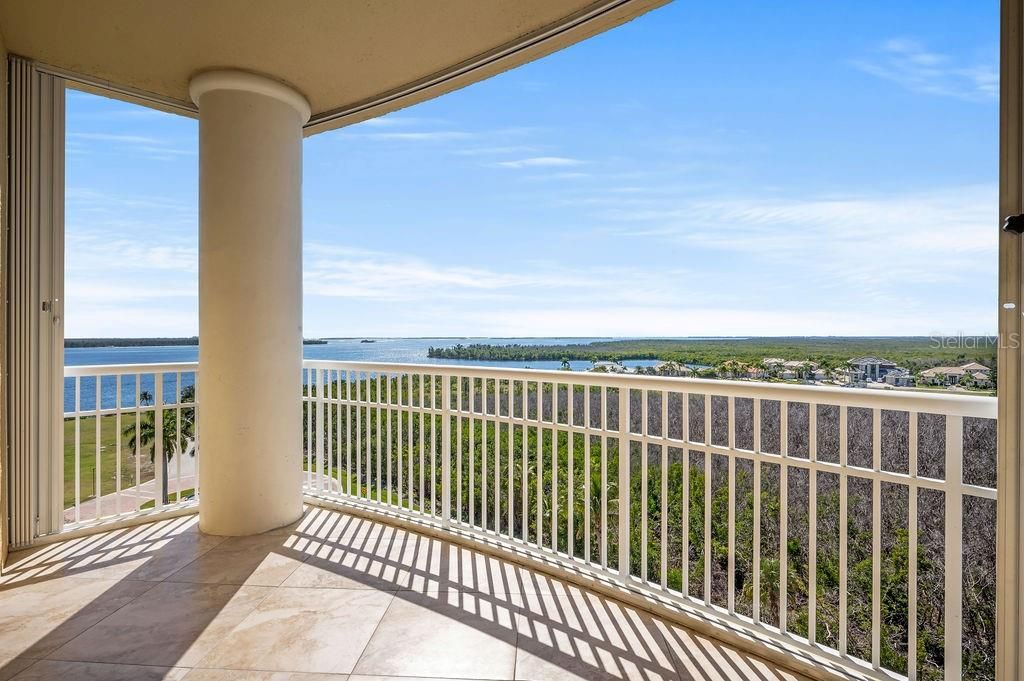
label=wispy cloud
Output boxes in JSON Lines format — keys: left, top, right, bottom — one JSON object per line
{"left": 68, "top": 131, "right": 195, "bottom": 161}
{"left": 303, "top": 243, "right": 693, "bottom": 308}
{"left": 452, "top": 145, "right": 540, "bottom": 156}
{"left": 495, "top": 156, "right": 586, "bottom": 169}
{"left": 593, "top": 183, "right": 996, "bottom": 298}
{"left": 850, "top": 38, "right": 997, "bottom": 101}
{"left": 362, "top": 131, "right": 475, "bottom": 142}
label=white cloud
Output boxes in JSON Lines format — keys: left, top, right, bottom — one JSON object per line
{"left": 850, "top": 38, "right": 997, "bottom": 101}
{"left": 68, "top": 132, "right": 196, "bottom": 161}
{"left": 361, "top": 131, "right": 474, "bottom": 142}
{"left": 452, "top": 145, "right": 540, "bottom": 156}
{"left": 495, "top": 156, "right": 586, "bottom": 169}
{"left": 593, "top": 183, "right": 997, "bottom": 299}
{"left": 303, "top": 243, "right": 695, "bottom": 308}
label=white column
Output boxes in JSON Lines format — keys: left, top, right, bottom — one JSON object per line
{"left": 190, "top": 71, "right": 310, "bottom": 535}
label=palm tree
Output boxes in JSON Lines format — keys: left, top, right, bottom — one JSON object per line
{"left": 123, "top": 384, "right": 196, "bottom": 504}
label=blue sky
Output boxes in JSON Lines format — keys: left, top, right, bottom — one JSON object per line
{"left": 66, "top": 0, "right": 998, "bottom": 338}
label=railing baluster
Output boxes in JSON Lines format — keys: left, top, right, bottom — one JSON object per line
{"left": 470, "top": 378, "right": 476, "bottom": 527}
{"left": 506, "top": 381, "right": 514, "bottom": 536}
{"left": 306, "top": 368, "right": 313, "bottom": 490}
{"left": 154, "top": 372, "right": 164, "bottom": 511}
{"left": 367, "top": 373, "right": 373, "bottom": 501}
{"left": 839, "top": 404, "right": 849, "bottom": 656}
{"left": 75, "top": 375, "right": 81, "bottom": 523}
{"left": 456, "top": 377, "right": 462, "bottom": 523}
{"left": 133, "top": 374, "right": 140, "bottom": 511}
{"left": 115, "top": 376, "right": 122, "bottom": 515}
{"left": 584, "top": 388, "right": 592, "bottom": 563}
{"left": 618, "top": 385, "right": 630, "bottom": 579}
{"left": 537, "top": 381, "right": 544, "bottom": 547}
{"left": 727, "top": 395, "right": 736, "bottom": 614}
{"left": 808, "top": 403, "right": 818, "bottom": 646}
{"left": 681, "top": 392, "right": 690, "bottom": 594}
{"left": 327, "top": 370, "right": 334, "bottom": 495}
{"left": 522, "top": 380, "right": 528, "bottom": 543}
{"left": 703, "top": 393, "right": 711, "bottom": 605}
{"left": 493, "top": 380, "right": 500, "bottom": 532}
{"left": 358, "top": 372, "right": 364, "bottom": 497}
{"left": 431, "top": 375, "right": 437, "bottom": 516}
{"left": 374, "top": 372, "right": 378, "bottom": 499}
{"left": 661, "top": 390, "right": 668, "bottom": 589}
{"left": 175, "top": 370, "right": 182, "bottom": 502}
{"left": 752, "top": 397, "right": 760, "bottom": 623}
{"left": 641, "top": 388, "right": 648, "bottom": 582}
{"left": 601, "top": 386, "right": 608, "bottom": 569}
{"left": 482, "top": 379, "right": 489, "bottom": 529}
{"left": 417, "top": 374, "right": 425, "bottom": 512}
{"left": 319, "top": 369, "right": 327, "bottom": 494}
{"left": 908, "top": 410, "right": 919, "bottom": 681}
{"left": 386, "top": 374, "right": 393, "bottom": 504}
{"left": 441, "top": 375, "right": 451, "bottom": 525}
{"left": 944, "top": 414, "right": 964, "bottom": 680}
{"left": 872, "top": 407, "right": 882, "bottom": 669}
{"left": 552, "top": 381, "right": 558, "bottom": 553}
{"left": 568, "top": 382, "right": 575, "bottom": 558}
{"left": 346, "top": 370, "right": 353, "bottom": 496}
{"left": 780, "top": 399, "right": 788, "bottom": 631}
{"left": 407, "top": 374, "right": 414, "bottom": 512}
{"left": 94, "top": 376, "right": 101, "bottom": 518}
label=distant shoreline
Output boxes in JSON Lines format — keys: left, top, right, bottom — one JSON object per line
{"left": 66, "top": 337, "right": 328, "bottom": 348}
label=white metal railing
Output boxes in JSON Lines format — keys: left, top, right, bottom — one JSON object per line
{"left": 63, "top": 362, "right": 199, "bottom": 526}
{"left": 301, "top": 360, "right": 997, "bottom": 681}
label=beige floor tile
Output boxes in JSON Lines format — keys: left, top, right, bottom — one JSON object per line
{"left": 183, "top": 670, "right": 349, "bottom": 681}
{"left": 48, "top": 581, "right": 271, "bottom": 667}
{"left": 352, "top": 589, "right": 518, "bottom": 680}
{"left": 9, "top": 660, "right": 189, "bottom": 681}
{"left": 0, "top": 577, "right": 154, "bottom": 659}
{"left": 196, "top": 587, "right": 393, "bottom": 674}
{"left": 514, "top": 588, "right": 679, "bottom": 681}
{"left": 165, "top": 533, "right": 309, "bottom": 586}
{"left": 0, "top": 655, "right": 37, "bottom": 681}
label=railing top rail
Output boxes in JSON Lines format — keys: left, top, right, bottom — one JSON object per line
{"left": 301, "top": 359, "right": 997, "bottom": 418}
{"left": 64, "top": 361, "right": 199, "bottom": 377}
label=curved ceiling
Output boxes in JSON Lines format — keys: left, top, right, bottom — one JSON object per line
{"left": 0, "top": 0, "right": 666, "bottom": 134}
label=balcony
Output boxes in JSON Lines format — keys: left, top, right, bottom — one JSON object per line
{"left": 45, "top": 359, "right": 998, "bottom": 681}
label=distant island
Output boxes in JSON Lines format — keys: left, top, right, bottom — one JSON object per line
{"left": 360, "top": 339, "right": 376, "bottom": 343}
{"left": 66, "top": 337, "right": 328, "bottom": 348}
{"left": 427, "top": 336, "right": 997, "bottom": 391}
{"left": 426, "top": 337, "right": 996, "bottom": 368}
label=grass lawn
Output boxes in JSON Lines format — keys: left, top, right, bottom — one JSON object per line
{"left": 140, "top": 487, "right": 195, "bottom": 510}
{"left": 64, "top": 414, "right": 155, "bottom": 509}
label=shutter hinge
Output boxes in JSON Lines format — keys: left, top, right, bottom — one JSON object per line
{"left": 1003, "top": 214, "right": 1024, "bottom": 234}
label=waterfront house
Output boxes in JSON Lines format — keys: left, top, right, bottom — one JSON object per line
{"left": 884, "top": 368, "right": 915, "bottom": 387}
{"left": 848, "top": 356, "right": 898, "bottom": 382}
{"left": 920, "top": 363, "right": 993, "bottom": 387}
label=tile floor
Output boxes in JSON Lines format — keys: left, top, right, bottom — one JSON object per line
{"left": 0, "top": 507, "right": 810, "bottom": 681}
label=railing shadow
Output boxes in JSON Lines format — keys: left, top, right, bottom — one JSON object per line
{"left": 0, "top": 506, "right": 805, "bottom": 680}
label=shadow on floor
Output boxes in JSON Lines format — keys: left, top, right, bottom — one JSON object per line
{"left": 0, "top": 506, "right": 811, "bottom": 681}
